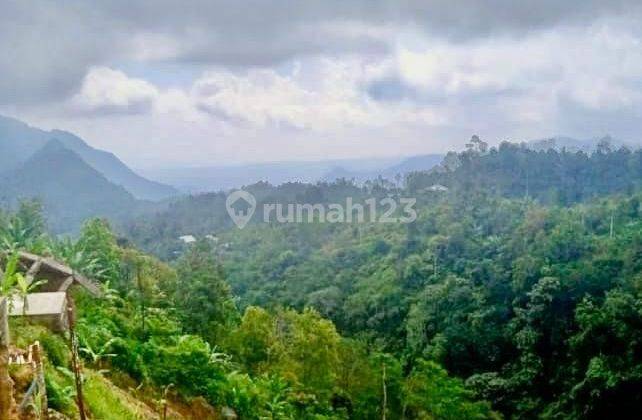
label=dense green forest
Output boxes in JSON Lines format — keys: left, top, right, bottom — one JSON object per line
{"left": 126, "top": 140, "right": 642, "bottom": 418}
{"left": 2, "top": 203, "right": 496, "bottom": 418}
{"left": 3, "top": 140, "right": 642, "bottom": 418}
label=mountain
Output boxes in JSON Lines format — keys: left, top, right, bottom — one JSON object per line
{"left": 382, "top": 154, "right": 445, "bottom": 176}
{"left": 0, "top": 115, "right": 50, "bottom": 172}
{"left": 140, "top": 154, "right": 444, "bottom": 193}
{"left": 47, "top": 129, "right": 178, "bottom": 201}
{"left": 0, "top": 115, "right": 177, "bottom": 200}
{"left": 0, "top": 139, "right": 140, "bottom": 233}
{"left": 140, "top": 157, "right": 403, "bottom": 193}
{"left": 322, "top": 154, "right": 444, "bottom": 183}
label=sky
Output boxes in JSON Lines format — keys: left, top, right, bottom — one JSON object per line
{"left": 2, "top": 0, "right": 642, "bottom": 168}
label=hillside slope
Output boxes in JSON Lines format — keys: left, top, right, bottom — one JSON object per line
{"left": 0, "top": 140, "right": 139, "bottom": 233}
{"left": 0, "top": 115, "right": 177, "bottom": 200}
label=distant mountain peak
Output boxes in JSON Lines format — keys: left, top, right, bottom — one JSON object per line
{"left": 0, "top": 114, "right": 178, "bottom": 200}
{"left": 1, "top": 137, "right": 139, "bottom": 233}
{"left": 38, "top": 138, "right": 68, "bottom": 152}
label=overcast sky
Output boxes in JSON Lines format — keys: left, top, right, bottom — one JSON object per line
{"left": 2, "top": 0, "right": 642, "bottom": 168}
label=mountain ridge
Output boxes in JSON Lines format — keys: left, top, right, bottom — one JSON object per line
{"left": 322, "top": 153, "right": 444, "bottom": 183}
{"left": 0, "top": 115, "right": 177, "bottom": 200}
{"left": 0, "top": 139, "right": 140, "bottom": 233}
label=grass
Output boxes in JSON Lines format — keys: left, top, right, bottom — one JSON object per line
{"left": 10, "top": 319, "right": 161, "bottom": 419}
{"left": 84, "top": 371, "right": 158, "bottom": 419}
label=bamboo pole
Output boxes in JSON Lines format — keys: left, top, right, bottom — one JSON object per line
{"left": 67, "top": 303, "right": 86, "bottom": 420}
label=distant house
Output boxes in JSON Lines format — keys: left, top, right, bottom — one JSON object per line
{"left": 205, "top": 235, "right": 219, "bottom": 243}
{"left": 179, "top": 235, "right": 197, "bottom": 244}
{"left": 425, "top": 184, "right": 449, "bottom": 192}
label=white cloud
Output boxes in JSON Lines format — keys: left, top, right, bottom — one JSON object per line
{"left": 71, "top": 67, "right": 159, "bottom": 114}
{"left": 64, "top": 60, "right": 445, "bottom": 130}
{"left": 10, "top": 16, "right": 642, "bottom": 167}
{"left": 191, "top": 59, "right": 444, "bottom": 130}
{"left": 382, "top": 22, "right": 642, "bottom": 125}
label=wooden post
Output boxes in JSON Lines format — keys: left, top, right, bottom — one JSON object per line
{"left": 0, "top": 298, "right": 8, "bottom": 348}
{"left": 67, "top": 303, "right": 86, "bottom": 420}
{"left": 24, "top": 260, "right": 43, "bottom": 286}
{"left": 0, "top": 298, "right": 17, "bottom": 420}
{"left": 161, "top": 384, "right": 173, "bottom": 420}
{"left": 57, "top": 276, "right": 74, "bottom": 293}
{"left": 32, "top": 342, "right": 48, "bottom": 419}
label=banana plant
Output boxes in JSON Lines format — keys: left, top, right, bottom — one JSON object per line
{"left": 51, "top": 238, "right": 111, "bottom": 282}
{"left": 0, "top": 253, "right": 46, "bottom": 314}
{"left": 0, "top": 206, "right": 47, "bottom": 255}
{"left": 13, "top": 275, "right": 47, "bottom": 315}
{"left": 79, "top": 338, "right": 118, "bottom": 373}
{"left": 0, "top": 253, "right": 20, "bottom": 311}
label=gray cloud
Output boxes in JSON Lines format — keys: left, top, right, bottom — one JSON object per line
{"left": 93, "top": 1, "right": 642, "bottom": 42}
{"left": 2, "top": 0, "right": 641, "bottom": 104}
{"left": 556, "top": 96, "right": 642, "bottom": 141}
{"left": 4, "top": 0, "right": 642, "bottom": 167}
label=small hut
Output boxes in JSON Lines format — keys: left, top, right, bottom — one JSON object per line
{"left": 1, "top": 252, "right": 101, "bottom": 419}
{"left": 1, "top": 252, "right": 101, "bottom": 332}
{"left": 7, "top": 293, "right": 69, "bottom": 332}
{"left": 16, "top": 252, "right": 101, "bottom": 296}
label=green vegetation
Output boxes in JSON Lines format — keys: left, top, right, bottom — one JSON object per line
{"left": 3, "top": 140, "right": 642, "bottom": 418}
{"left": 128, "top": 140, "right": 642, "bottom": 418}
{"left": 83, "top": 371, "right": 157, "bottom": 420}
{"left": 3, "top": 208, "right": 496, "bottom": 418}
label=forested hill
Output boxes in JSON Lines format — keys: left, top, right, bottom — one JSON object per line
{"left": 3, "top": 138, "right": 642, "bottom": 418}
{"left": 408, "top": 138, "right": 642, "bottom": 204}
{"left": 211, "top": 184, "right": 642, "bottom": 417}
{"left": 127, "top": 137, "right": 642, "bottom": 257}
{"left": 123, "top": 138, "right": 642, "bottom": 418}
